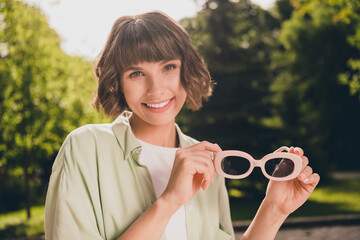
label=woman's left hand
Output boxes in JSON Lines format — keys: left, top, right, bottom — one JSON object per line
{"left": 264, "top": 146, "right": 320, "bottom": 216}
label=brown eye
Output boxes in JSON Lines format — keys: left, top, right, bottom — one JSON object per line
{"left": 129, "top": 71, "right": 143, "bottom": 78}
{"left": 163, "top": 64, "right": 176, "bottom": 71}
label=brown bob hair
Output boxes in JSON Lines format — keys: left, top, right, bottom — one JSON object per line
{"left": 92, "top": 11, "right": 213, "bottom": 117}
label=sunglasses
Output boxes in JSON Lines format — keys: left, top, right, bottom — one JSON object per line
{"left": 214, "top": 146, "right": 302, "bottom": 181}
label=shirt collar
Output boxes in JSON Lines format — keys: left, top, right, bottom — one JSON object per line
{"left": 111, "top": 111, "right": 193, "bottom": 161}
{"left": 111, "top": 111, "right": 141, "bottom": 161}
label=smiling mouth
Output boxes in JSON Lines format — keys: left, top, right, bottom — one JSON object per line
{"left": 144, "top": 98, "right": 173, "bottom": 109}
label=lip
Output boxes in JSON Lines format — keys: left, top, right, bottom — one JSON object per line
{"left": 142, "top": 97, "right": 174, "bottom": 113}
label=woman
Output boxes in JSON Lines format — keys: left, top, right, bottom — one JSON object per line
{"left": 45, "top": 11, "right": 320, "bottom": 240}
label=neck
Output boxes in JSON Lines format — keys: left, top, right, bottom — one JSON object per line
{"left": 129, "top": 115, "right": 179, "bottom": 148}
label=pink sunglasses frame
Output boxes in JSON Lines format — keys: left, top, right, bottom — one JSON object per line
{"left": 214, "top": 146, "right": 303, "bottom": 181}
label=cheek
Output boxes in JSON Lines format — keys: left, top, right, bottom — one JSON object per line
{"left": 120, "top": 82, "right": 135, "bottom": 106}
{"left": 178, "top": 84, "right": 187, "bottom": 102}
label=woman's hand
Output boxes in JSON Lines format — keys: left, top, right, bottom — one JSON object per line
{"left": 264, "top": 146, "right": 320, "bottom": 216}
{"left": 160, "top": 141, "right": 221, "bottom": 210}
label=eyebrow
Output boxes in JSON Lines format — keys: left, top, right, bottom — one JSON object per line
{"left": 123, "top": 59, "right": 180, "bottom": 72}
{"left": 124, "top": 66, "right": 142, "bottom": 72}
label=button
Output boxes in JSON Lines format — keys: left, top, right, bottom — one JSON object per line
{"left": 131, "top": 148, "right": 141, "bottom": 160}
{"left": 133, "top": 148, "right": 141, "bottom": 155}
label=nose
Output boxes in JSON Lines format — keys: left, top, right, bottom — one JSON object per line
{"left": 146, "top": 74, "right": 165, "bottom": 96}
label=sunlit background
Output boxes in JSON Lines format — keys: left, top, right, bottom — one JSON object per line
{"left": 1, "top": 0, "right": 360, "bottom": 239}
{"left": 24, "top": 0, "right": 275, "bottom": 58}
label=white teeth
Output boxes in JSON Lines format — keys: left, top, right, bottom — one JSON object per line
{"left": 146, "top": 99, "right": 171, "bottom": 108}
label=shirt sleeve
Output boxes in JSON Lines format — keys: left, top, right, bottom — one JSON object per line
{"left": 44, "top": 131, "right": 105, "bottom": 240}
{"left": 218, "top": 176, "right": 236, "bottom": 239}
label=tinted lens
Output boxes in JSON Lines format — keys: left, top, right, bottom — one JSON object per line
{"left": 221, "top": 156, "right": 251, "bottom": 176}
{"left": 265, "top": 158, "right": 295, "bottom": 178}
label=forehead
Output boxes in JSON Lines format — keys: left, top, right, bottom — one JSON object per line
{"left": 124, "top": 59, "right": 181, "bottom": 70}
{"left": 115, "top": 17, "right": 183, "bottom": 73}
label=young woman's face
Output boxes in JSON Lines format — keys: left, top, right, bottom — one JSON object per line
{"left": 121, "top": 59, "right": 187, "bottom": 128}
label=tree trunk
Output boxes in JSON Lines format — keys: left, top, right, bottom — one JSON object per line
{"left": 0, "top": 164, "right": 8, "bottom": 205}
{"left": 24, "top": 155, "right": 31, "bottom": 220}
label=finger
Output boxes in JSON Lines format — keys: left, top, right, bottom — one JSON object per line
{"left": 288, "top": 146, "right": 295, "bottom": 153}
{"left": 197, "top": 151, "right": 216, "bottom": 182}
{"left": 179, "top": 147, "right": 216, "bottom": 161}
{"left": 202, "top": 178, "right": 210, "bottom": 190}
{"left": 177, "top": 145, "right": 217, "bottom": 185}
{"left": 298, "top": 165, "right": 313, "bottom": 181}
{"left": 214, "top": 143, "right": 222, "bottom": 151}
{"left": 294, "top": 147, "right": 304, "bottom": 156}
{"left": 304, "top": 173, "right": 320, "bottom": 185}
{"left": 198, "top": 151, "right": 216, "bottom": 183}
{"left": 208, "top": 151, "right": 215, "bottom": 161}
{"left": 301, "top": 155, "right": 309, "bottom": 169}
{"left": 201, "top": 167, "right": 215, "bottom": 190}
{"left": 176, "top": 149, "right": 215, "bottom": 178}
{"left": 189, "top": 142, "right": 220, "bottom": 179}
{"left": 192, "top": 164, "right": 212, "bottom": 190}
{"left": 188, "top": 151, "right": 216, "bottom": 184}
{"left": 190, "top": 141, "right": 222, "bottom": 153}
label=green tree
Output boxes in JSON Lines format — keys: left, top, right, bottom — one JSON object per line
{"left": 271, "top": 0, "right": 360, "bottom": 174}
{"left": 180, "top": 0, "right": 284, "bottom": 197}
{"left": 293, "top": 0, "right": 360, "bottom": 99}
{"left": 0, "top": 0, "right": 107, "bottom": 218}
{"left": 181, "top": 0, "right": 281, "bottom": 150}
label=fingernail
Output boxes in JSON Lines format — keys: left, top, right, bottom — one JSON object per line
{"left": 295, "top": 147, "right": 303, "bottom": 155}
{"left": 215, "top": 143, "right": 222, "bottom": 150}
{"left": 304, "top": 178, "right": 310, "bottom": 183}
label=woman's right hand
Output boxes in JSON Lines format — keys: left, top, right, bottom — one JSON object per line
{"left": 160, "top": 141, "right": 222, "bottom": 210}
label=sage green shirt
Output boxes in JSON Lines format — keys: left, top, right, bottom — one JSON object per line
{"left": 45, "top": 112, "right": 235, "bottom": 240}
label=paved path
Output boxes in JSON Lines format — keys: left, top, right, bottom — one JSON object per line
{"left": 234, "top": 214, "right": 360, "bottom": 240}
{"left": 236, "top": 225, "right": 360, "bottom": 240}
{"left": 4, "top": 223, "right": 360, "bottom": 240}
{"left": 331, "top": 171, "right": 360, "bottom": 179}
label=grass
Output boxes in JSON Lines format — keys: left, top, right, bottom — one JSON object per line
{"left": 230, "top": 177, "right": 360, "bottom": 221}
{"left": 0, "top": 177, "right": 359, "bottom": 237}
{"left": 0, "top": 206, "right": 44, "bottom": 238}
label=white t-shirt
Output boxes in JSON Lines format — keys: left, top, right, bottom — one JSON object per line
{"left": 138, "top": 139, "right": 188, "bottom": 240}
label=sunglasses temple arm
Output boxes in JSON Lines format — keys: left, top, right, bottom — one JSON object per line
{"left": 274, "top": 146, "right": 290, "bottom": 153}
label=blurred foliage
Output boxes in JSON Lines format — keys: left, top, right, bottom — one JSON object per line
{"left": 179, "top": 0, "right": 293, "bottom": 196}
{"left": 1, "top": 177, "right": 359, "bottom": 238}
{"left": 274, "top": 0, "right": 360, "bottom": 173}
{"left": 230, "top": 176, "right": 360, "bottom": 220}
{"left": 292, "top": 0, "right": 360, "bottom": 98}
{"left": 180, "top": 0, "right": 281, "bottom": 152}
{"left": 1, "top": 0, "right": 360, "bottom": 218}
{"left": 179, "top": 0, "right": 360, "bottom": 198}
{"left": 0, "top": 0, "right": 108, "bottom": 217}
{"left": 0, "top": 205, "right": 44, "bottom": 237}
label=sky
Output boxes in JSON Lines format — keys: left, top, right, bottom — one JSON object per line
{"left": 25, "top": 0, "right": 275, "bottom": 60}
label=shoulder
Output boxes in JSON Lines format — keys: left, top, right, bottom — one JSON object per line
{"left": 69, "top": 123, "right": 115, "bottom": 142}
{"left": 52, "top": 123, "right": 120, "bottom": 171}
{"left": 63, "top": 123, "right": 117, "bottom": 154}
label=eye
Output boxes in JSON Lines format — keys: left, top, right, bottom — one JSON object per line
{"left": 163, "top": 64, "right": 176, "bottom": 71}
{"left": 129, "top": 71, "right": 144, "bottom": 78}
